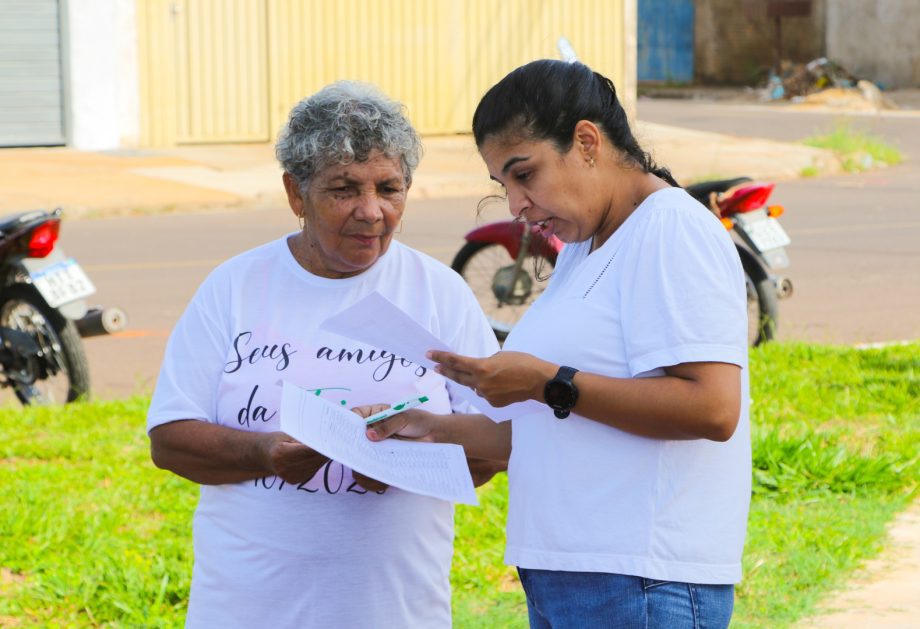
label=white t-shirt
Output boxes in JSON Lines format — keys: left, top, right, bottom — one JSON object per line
{"left": 147, "top": 237, "right": 499, "bottom": 629}
{"left": 502, "top": 187, "right": 751, "bottom": 585}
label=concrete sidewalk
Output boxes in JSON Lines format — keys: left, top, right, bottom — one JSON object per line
{"left": 0, "top": 122, "right": 839, "bottom": 218}
{"left": 798, "top": 500, "right": 920, "bottom": 628}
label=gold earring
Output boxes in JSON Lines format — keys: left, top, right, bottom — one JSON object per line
{"left": 297, "top": 214, "right": 305, "bottom": 230}
{"left": 395, "top": 220, "right": 403, "bottom": 234}
{"left": 587, "top": 156, "right": 596, "bottom": 168}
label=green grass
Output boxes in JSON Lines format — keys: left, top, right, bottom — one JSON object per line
{"left": 0, "top": 397, "right": 195, "bottom": 626}
{"left": 0, "top": 342, "right": 917, "bottom": 627}
{"left": 734, "top": 342, "right": 919, "bottom": 626}
{"left": 803, "top": 124, "right": 904, "bottom": 172}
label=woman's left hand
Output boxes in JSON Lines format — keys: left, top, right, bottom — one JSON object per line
{"left": 427, "top": 350, "right": 554, "bottom": 407}
{"left": 350, "top": 403, "right": 391, "bottom": 493}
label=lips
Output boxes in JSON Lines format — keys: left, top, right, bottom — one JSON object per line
{"left": 349, "top": 234, "right": 382, "bottom": 245}
{"left": 532, "top": 217, "right": 555, "bottom": 236}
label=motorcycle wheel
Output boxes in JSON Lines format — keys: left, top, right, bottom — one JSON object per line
{"left": 0, "top": 284, "right": 91, "bottom": 405}
{"left": 451, "top": 241, "right": 554, "bottom": 342}
{"left": 745, "top": 272, "right": 778, "bottom": 347}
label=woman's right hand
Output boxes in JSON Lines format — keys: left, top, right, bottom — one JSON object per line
{"left": 261, "top": 432, "right": 330, "bottom": 484}
{"left": 428, "top": 349, "right": 554, "bottom": 407}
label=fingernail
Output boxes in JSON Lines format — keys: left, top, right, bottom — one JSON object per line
{"left": 425, "top": 350, "right": 434, "bottom": 359}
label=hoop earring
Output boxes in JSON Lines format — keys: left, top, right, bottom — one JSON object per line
{"left": 297, "top": 214, "right": 305, "bottom": 230}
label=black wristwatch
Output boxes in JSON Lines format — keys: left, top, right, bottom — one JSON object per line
{"left": 544, "top": 366, "right": 579, "bottom": 419}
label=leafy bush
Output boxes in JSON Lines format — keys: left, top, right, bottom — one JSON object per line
{"left": 803, "top": 124, "right": 904, "bottom": 172}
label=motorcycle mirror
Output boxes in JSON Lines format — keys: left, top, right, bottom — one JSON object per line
{"left": 557, "top": 37, "right": 579, "bottom": 63}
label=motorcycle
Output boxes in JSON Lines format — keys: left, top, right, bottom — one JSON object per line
{"left": 0, "top": 208, "right": 126, "bottom": 405}
{"left": 451, "top": 220, "right": 562, "bottom": 343}
{"left": 451, "top": 177, "right": 792, "bottom": 346}
{"left": 685, "top": 177, "right": 793, "bottom": 345}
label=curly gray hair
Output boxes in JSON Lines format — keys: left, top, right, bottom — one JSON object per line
{"left": 275, "top": 81, "right": 422, "bottom": 193}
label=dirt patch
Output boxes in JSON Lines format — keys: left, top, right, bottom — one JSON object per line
{"left": 797, "top": 498, "right": 920, "bottom": 627}
{"left": 0, "top": 568, "right": 25, "bottom": 586}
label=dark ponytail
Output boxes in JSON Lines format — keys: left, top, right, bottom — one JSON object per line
{"left": 472, "top": 60, "right": 679, "bottom": 187}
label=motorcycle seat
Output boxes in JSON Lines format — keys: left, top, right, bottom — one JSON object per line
{"left": 685, "top": 177, "right": 753, "bottom": 205}
{"left": 0, "top": 209, "right": 56, "bottom": 236}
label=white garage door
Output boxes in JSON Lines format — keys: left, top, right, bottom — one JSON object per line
{"left": 0, "top": 0, "right": 65, "bottom": 147}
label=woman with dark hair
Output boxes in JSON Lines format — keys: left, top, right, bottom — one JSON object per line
{"left": 367, "top": 60, "right": 751, "bottom": 627}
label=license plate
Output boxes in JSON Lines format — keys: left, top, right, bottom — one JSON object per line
{"left": 739, "top": 216, "right": 791, "bottom": 252}
{"left": 30, "top": 258, "right": 96, "bottom": 308}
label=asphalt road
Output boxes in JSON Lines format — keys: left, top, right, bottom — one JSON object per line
{"left": 638, "top": 100, "right": 920, "bottom": 345}
{"left": 63, "top": 197, "right": 498, "bottom": 400}
{"left": 59, "top": 101, "right": 920, "bottom": 401}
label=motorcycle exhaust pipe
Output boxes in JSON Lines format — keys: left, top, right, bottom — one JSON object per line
{"left": 75, "top": 306, "right": 128, "bottom": 338}
{"left": 774, "top": 277, "right": 794, "bottom": 299}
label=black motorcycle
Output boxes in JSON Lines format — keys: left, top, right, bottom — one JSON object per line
{"left": 684, "top": 177, "right": 793, "bottom": 346}
{"left": 0, "top": 208, "right": 125, "bottom": 404}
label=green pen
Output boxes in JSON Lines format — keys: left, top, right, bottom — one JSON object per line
{"left": 365, "top": 395, "right": 430, "bottom": 426}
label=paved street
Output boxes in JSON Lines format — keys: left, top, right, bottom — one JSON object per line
{"left": 638, "top": 100, "right": 920, "bottom": 345}
{"left": 36, "top": 101, "right": 920, "bottom": 401}
{"left": 62, "top": 196, "right": 498, "bottom": 399}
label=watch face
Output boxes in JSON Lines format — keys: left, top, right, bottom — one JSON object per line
{"left": 545, "top": 379, "right": 577, "bottom": 408}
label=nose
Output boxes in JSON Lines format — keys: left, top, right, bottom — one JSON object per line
{"left": 352, "top": 191, "right": 385, "bottom": 222}
{"left": 507, "top": 188, "right": 531, "bottom": 221}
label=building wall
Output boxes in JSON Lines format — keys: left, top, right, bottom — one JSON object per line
{"left": 0, "top": 0, "right": 66, "bottom": 147}
{"left": 114, "top": 0, "right": 140, "bottom": 146}
{"left": 827, "top": 0, "right": 920, "bottom": 88}
{"left": 66, "top": 0, "right": 139, "bottom": 150}
{"left": 138, "top": 0, "right": 635, "bottom": 146}
{"left": 694, "top": 0, "right": 826, "bottom": 85}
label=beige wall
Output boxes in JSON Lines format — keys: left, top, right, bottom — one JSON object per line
{"left": 694, "top": 0, "right": 826, "bottom": 85}
{"left": 693, "top": 0, "right": 920, "bottom": 88}
{"left": 138, "top": 0, "right": 636, "bottom": 146}
{"left": 827, "top": 0, "right": 920, "bottom": 88}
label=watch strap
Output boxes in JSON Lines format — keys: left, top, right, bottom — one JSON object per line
{"left": 545, "top": 365, "right": 579, "bottom": 419}
{"left": 556, "top": 366, "right": 578, "bottom": 382}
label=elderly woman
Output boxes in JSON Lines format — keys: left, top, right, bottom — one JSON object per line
{"left": 147, "top": 82, "right": 500, "bottom": 628}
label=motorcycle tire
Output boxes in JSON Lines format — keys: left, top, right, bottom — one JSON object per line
{"left": 451, "top": 241, "right": 554, "bottom": 342}
{"left": 0, "top": 284, "right": 91, "bottom": 405}
{"left": 744, "top": 271, "right": 778, "bottom": 347}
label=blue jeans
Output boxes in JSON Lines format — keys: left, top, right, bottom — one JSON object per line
{"left": 517, "top": 568, "right": 734, "bottom": 629}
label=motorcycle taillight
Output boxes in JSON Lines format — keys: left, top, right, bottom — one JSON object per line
{"left": 717, "top": 183, "right": 775, "bottom": 215}
{"left": 27, "top": 220, "right": 60, "bottom": 258}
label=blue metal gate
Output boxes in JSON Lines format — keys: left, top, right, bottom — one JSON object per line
{"left": 638, "top": 0, "right": 695, "bottom": 82}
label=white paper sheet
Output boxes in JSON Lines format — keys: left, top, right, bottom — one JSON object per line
{"left": 319, "top": 291, "right": 545, "bottom": 422}
{"left": 280, "top": 381, "right": 478, "bottom": 506}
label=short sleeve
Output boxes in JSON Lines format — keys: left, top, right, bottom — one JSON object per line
{"left": 619, "top": 204, "right": 748, "bottom": 377}
{"left": 146, "top": 271, "right": 231, "bottom": 432}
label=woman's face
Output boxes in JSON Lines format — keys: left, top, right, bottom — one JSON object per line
{"left": 479, "top": 134, "right": 598, "bottom": 244}
{"left": 285, "top": 151, "right": 407, "bottom": 278}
